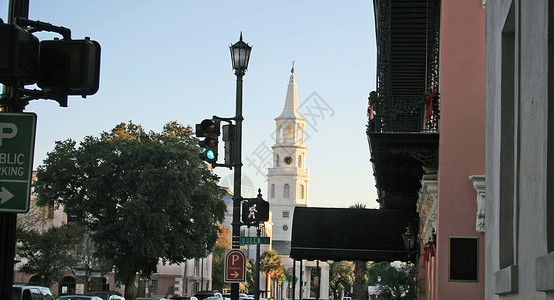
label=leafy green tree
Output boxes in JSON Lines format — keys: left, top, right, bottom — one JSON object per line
{"left": 212, "top": 224, "right": 231, "bottom": 292}
{"left": 367, "top": 262, "right": 416, "bottom": 299}
{"left": 329, "top": 261, "right": 354, "bottom": 300}
{"left": 260, "top": 250, "right": 283, "bottom": 298}
{"left": 33, "top": 121, "right": 226, "bottom": 300}
{"left": 16, "top": 223, "right": 85, "bottom": 287}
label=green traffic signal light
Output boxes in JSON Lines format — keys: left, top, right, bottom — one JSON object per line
{"left": 204, "top": 149, "right": 216, "bottom": 160}
{"left": 196, "top": 119, "right": 220, "bottom": 164}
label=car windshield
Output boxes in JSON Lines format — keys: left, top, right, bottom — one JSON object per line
{"left": 12, "top": 287, "right": 21, "bottom": 300}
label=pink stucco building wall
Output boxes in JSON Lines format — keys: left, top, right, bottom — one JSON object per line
{"left": 424, "top": 1, "right": 486, "bottom": 299}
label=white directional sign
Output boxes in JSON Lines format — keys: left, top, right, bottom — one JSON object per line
{"left": 0, "top": 113, "right": 36, "bottom": 213}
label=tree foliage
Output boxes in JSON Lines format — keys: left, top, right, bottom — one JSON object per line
{"left": 212, "top": 224, "right": 232, "bottom": 292}
{"left": 329, "top": 261, "right": 354, "bottom": 300}
{"left": 16, "top": 223, "right": 85, "bottom": 287}
{"left": 242, "top": 258, "right": 255, "bottom": 294}
{"left": 33, "top": 121, "right": 226, "bottom": 299}
{"left": 367, "top": 262, "right": 416, "bottom": 300}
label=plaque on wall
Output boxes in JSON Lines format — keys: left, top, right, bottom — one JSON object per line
{"left": 449, "top": 237, "right": 478, "bottom": 281}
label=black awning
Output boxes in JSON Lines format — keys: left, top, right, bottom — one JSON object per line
{"left": 290, "top": 207, "right": 418, "bottom": 262}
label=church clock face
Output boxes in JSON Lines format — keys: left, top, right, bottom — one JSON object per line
{"left": 284, "top": 156, "right": 293, "bottom": 165}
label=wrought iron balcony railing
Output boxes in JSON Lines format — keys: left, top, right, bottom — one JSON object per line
{"left": 367, "top": 92, "right": 440, "bottom": 133}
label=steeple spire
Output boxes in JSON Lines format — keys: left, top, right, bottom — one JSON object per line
{"left": 276, "top": 61, "right": 305, "bottom": 120}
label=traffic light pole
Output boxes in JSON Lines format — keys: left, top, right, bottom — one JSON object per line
{"left": 231, "top": 70, "right": 244, "bottom": 300}
{"left": 0, "top": 2, "right": 29, "bottom": 300}
{"left": 255, "top": 225, "right": 261, "bottom": 300}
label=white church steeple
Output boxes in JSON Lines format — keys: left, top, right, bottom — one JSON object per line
{"left": 268, "top": 63, "right": 311, "bottom": 242}
{"left": 265, "top": 64, "right": 330, "bottom": 300}
{"left": 276, "top": 62, "right": 305, "bottom": 121}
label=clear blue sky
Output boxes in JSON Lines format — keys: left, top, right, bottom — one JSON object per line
{"left": 2, "top": 0, "right": 378, "bottom": 208}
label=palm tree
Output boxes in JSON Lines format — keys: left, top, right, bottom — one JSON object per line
{"left": 260, "top": 250, "right": 283, "bottom": 299}
{"left": 349, "top": 203, "right": 368, "bottom": 300}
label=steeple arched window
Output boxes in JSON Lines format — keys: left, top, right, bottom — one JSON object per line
{"left": 284, "top": 184, "right": 290, "bottom": 198}
{"left": 298, "top": 155, "right": 302, "bottom": 168}
{"left": 275, "top": 154, "right": 280, "bottom": 167}
{"left": 286, "top": 126, "right": 293, "bottom": 143}
{"left": 300, "top": 185, "right": 305, "bottom": 199}
{"left": 271, "top": 184, "right": 275, "bottom": 198}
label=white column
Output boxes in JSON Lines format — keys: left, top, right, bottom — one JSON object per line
{"left": 319, "top": 262, "right": 330, "bottom": 299}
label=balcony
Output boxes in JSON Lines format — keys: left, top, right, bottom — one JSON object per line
{"left": 368, "top": 0, "right": 441, "bottom": 210}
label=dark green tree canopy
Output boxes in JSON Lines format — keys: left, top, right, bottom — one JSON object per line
{"left": 33, "top": 121, "right": 226, "bottom": 292}
{"left": 16, "top": 223, "right": 85, "bottom": 287}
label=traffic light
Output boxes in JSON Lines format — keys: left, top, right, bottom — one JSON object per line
{"left": 196, "top": 119, "right": 220, "bottom": 164}
{"left": 0, "top": 22, "right": 39, "bottom": 85}
{"left": 242, "top": 193, "right": 270, "bottom": 225}
{"left": 38, "top": 37, "right": 101, "bottom": 97}
{"left": 222, "top": 124, "right": 235, "bottom": 165}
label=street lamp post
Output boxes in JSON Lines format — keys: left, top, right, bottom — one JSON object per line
{"left": 402, "top": 225, "right": 417, "bottom": 257}
{"left": 229, "top": 33, "right": 251, "bottom": 300}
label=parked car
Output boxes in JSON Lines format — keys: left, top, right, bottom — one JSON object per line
{"left": 85, "top": 291, "right": 125, "bottom": 300}
{"left": 58, "top": 296, "right": 103, "bottom": 300}
{"left": 222, "top": 293, "right": 247, "bottom": 299}
{"left": 167, "top": 296, "right": 197, "bottom": 300}
{"left": 12, "top": 285, "right": 55, "bottom": 300}
{"left": 194, "top": 291, "right": 222, "bottom": 300}
{"left": 136, "top": 297, "right": 170, "bottom": 300}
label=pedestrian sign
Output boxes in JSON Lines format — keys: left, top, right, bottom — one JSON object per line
{"left": 0, "top": 112, "right": 36, "bottom": 213}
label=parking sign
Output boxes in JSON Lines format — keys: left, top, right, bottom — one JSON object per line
{"left": 0, "top": 112, "right": 36, "bottom": 213}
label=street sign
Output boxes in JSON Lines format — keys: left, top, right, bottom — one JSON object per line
{"left": 240, "top": 236, "right": 270, "bottom": 245}
{"left": 224, "top": 249, "right": 246, "bottom": 283}
{"left": 0, "top": 112, "right": 36, "bottom": 213}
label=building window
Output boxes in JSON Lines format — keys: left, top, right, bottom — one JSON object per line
{"left": 194, "top": 259, "right": 200, "bottom": 276}
{"left": 271, "top": 184, "right": 275, "bottom": 198}
{"left": 283, "top": 211, "right": 290, "bottom": 218}
{"left": 449, "top": 237, "right": 479, "bottom": 281}
{"left": 300, "top": 185, "right": 305, "bottom": 199}
{"left": 277, "top": 126, "right": 282, "bottom": 143}
{"left": 286, "top": 126, "right": 293, "bottom": 142}
{"left": 499, "top": 3, "right": 516, "bottom": 268}
{"left": 47, "top": 203, "right": 54, "bottom": 219}
{"left": 298, "top": 155, "right": 302, "bottom": 168}
{"left": 149, "top": 280, "right": 158, "bottom": 295}
{"left": 284, "top": 184, "right": 290, "bottom": 198}
{"left": 548, "top": 0, "right": 554, "bottom": 253}
{"left": 275, "top": 155, "right": 280, "bottom": 167}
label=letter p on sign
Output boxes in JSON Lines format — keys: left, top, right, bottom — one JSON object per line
{"left": 0, "top": 123, "right": 17, "bottom": 146}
